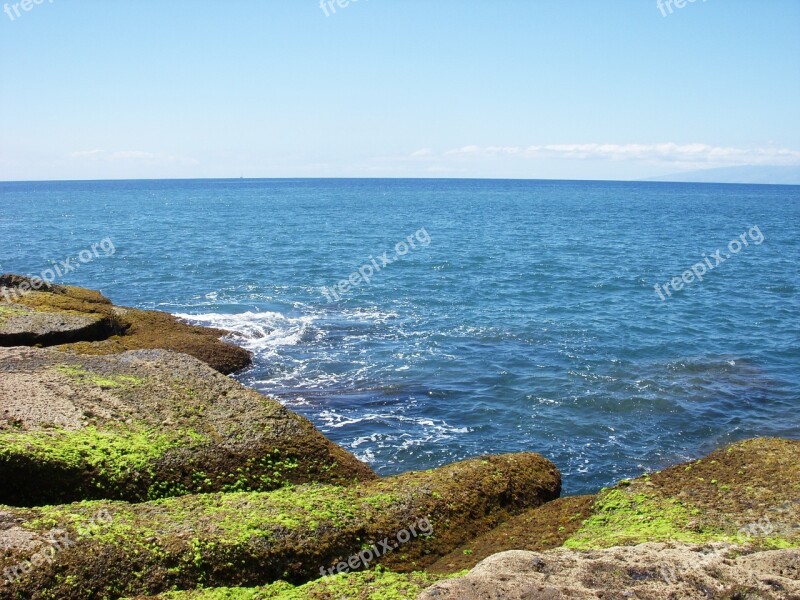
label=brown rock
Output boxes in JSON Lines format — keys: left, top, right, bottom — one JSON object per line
{"left": 0, "top": 275, "right": 250, "bottom": 374}
{"left": 427, "top": 495, "right": 595, "bottom": 575}
{"left": 0, "top": 346, "right": 376, "bottom": 506}
{"left": 0, "top": 452, "right": 560, "bottom": 599}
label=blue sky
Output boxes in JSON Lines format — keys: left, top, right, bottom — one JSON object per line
{"left": 1, "top": 0, "right": 799, "bottom": 181}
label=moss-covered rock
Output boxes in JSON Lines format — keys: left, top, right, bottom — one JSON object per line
{"left": 0, "top": 275, "right": 250, "bottom": 374}
{"left": 564, "top": 438, "right": 800, "bottom": 550}
{"left": 131, "top": 569, "right": 453, "bottom": 599}
{"left": 425, "top": 437, "right": 799, "bottom": 586}
{"left": 0, "top": 347, "right": 376, "bottom": 506}
{"left": 427, "top": 495, "right": 595, "bottom": 574}
{"left": 0, "top": 452, "right": 560, "bottom": 599}
{"left": 425, "top": 438, "right": 799, "bottom": 599}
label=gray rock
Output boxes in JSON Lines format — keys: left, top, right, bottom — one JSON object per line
{"left": 419, "top": 544, "right": 800, "bottom": 599}
{"left": 0, "top": 304, "right": 110, "bottom": 346}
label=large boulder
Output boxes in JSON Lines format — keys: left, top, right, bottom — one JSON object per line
{"left": 427, "top": 495, "right": 595, "bottom": 575}
{"left": 563, "top": 438, "right": 800, "bottom": 550}
{"left": 428, "top": 438, "right": 800, "bottom": 579}
{"left": 0, "top": 453, "right": 560, "bottom": 599}
{"left": 419, "top": 544, "right": 800, "bottom": 600}
{"left": 0, "top": 347, "right": 376, "bottom": 506}
{"left": 0, "top": 275, "right": 250, "bottom": 374}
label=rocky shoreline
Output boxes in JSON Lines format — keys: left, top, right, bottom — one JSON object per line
{"left": 1, "top": 276, "right": 798, "bottom": 599}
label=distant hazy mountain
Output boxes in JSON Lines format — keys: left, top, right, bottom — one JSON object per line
{"left": 644, "top": 165, "right": 800, "bottom": 185}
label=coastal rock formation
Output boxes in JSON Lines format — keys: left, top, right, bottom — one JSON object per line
{"left": 0, "top": 453, "right": 560, "bottom": 599}
{"left": 562, "top": 438, "right": 800, "bottom": 551}
{"left": 429, "top": 438, "right": 800, "bottom": 578}
{"left": 0, "top": 302, "right": 110, "bottom": 347}
{"left": 130, "top": 571, "right": 452, "bottom": 599}
{"left": 1, "top": 277, "right": 796, "bottom": 600}
{"left": 0, "top": 275, "right": 251, "bottom": 374}
{"left": 427, "top": 495, "right": 596, "bottom": 575}
{"left": 419, "top": 544, "right": 800, "bottom": 600}
{"left": 0, "top": 346, "right": 376, "bottom": 505}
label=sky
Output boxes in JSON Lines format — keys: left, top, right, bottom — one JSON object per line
{"left": 1, "top": 0, "right": 799, "bottom": 182}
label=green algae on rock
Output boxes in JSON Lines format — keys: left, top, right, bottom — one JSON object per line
{"left": 564, "top": 438, "right": 800, "bottom": 550}
{"left": 0, "top": 452, "right": 560, "bottom": 599}
{"left": 0, "top": 275, "right": 250, "bottom": 374}
{"left": 131, "top": 570, "right": 452, "bottom": 599}
{"left": 0, "top": 346, "right": 376, "bottom": 506}
{"left": 427, "top": 437, "right": 799, "bottom": 579}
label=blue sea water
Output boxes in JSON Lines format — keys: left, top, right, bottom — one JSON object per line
{"left": 1, "top": 178, "right": 798, "bottom": 495}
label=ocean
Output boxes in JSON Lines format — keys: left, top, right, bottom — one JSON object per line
{"left": 2, "top": 178, "right": 798, "bottom": 494}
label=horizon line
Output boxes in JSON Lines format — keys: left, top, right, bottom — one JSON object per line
{"left": 2, "top": 176, "right": 798, "bottom": 187}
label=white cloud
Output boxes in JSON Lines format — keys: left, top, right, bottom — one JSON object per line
{"left": 444, "top": 145, "right": 482, "bottom": 156}
{"left": 437, "top": 143, "right": 800, "bottom": 167}
{"left": 68, "top": 149, "right": 105, "bottom": 158}
{"left": 109, "top": 150, "right": 159, "bottom": 160}
{"left": 485, "top": 146, "right": 522, "bottom": 156}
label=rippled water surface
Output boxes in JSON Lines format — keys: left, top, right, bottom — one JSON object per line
{"left": 2, "top": 179, "right": 798, "bottom": 494}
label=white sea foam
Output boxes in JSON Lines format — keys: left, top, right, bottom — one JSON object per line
{"left": 173, "top": 311, "right": 317, "bottom": 354}
{"left": 174, "top": 307, "right": 472, "bottom": 472}
{"left": 317, "top": 410, "right": 471, "bottom": 463}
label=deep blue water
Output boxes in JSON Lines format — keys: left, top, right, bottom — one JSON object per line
{"left": 1, "top": 178, "right": 798, "bottom": 495}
